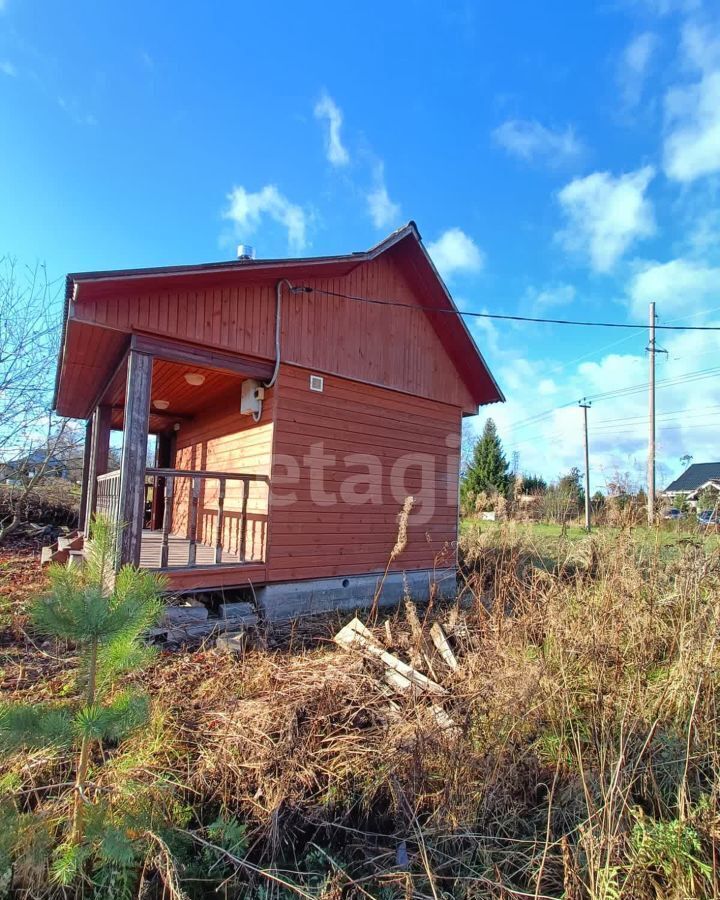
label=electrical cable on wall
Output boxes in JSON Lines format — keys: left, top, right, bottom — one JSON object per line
{"left": 252, "top": 279, "right": 313, "bottom": 422}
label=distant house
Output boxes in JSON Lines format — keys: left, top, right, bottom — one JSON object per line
{"left": 51, "top": 222, "right": 504, "bottom": 616}
{"left": 663, "top": 463, "right": 720, "bottom": 502}
{"left": 1, "top": 450, "right": 68, "bottom": 483}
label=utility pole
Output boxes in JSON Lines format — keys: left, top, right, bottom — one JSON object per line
{"left": 647, "top": 301, "right": 656, "bottom": 526}
{"left": 579, "top": 399, "right": 591, "bottom": 532}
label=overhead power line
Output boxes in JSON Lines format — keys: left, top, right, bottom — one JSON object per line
{"left": 309, "top": 286, "right": 720, "bottom": 332}
{"left": 591, "top": 404, "right": 720, "bottom": 429}
{"left": 590, "top": 421, "right": 720, "bottom": 439}
{"left": 504, "top": 364, "right": 720, "bottom": 437}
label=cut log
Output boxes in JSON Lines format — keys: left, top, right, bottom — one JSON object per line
{"left": 430, "top": 623, "right": 458, "bottom": 671}
{"left": 334, "top": 617, "right": 446, "bottom": 696}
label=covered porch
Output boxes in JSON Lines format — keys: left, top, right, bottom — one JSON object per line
{"left": 74, "top": 333, "right": 275, "bottom": 588}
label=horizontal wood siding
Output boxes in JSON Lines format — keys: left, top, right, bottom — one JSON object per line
{"left": 171, "top": 385, "right": 274, "bottom": 560}
{"left": 266, "top": 364, "right": 461, "bottom": 582}
{"left": 68, "top": 254, "right": 475, "bottom": 411}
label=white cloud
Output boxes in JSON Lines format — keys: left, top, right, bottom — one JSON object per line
{"left": 313, "top": 92, "right": 349, "bottom": 167}
{"left": 492, "top": 119, "right": 584, "bottom": 165}
{"left": 57, "top": 96, "right": 97, "bottom": 126}
{"left": 681, "top": 20, "right": 720, "bottom": 70}
{"left": 526, "top": 283, "right": 576, "bottom": 311}
{"left": 557, "top": 166, "right": 656, "bottom": 272}
{"left": 366, "top": 164, "right": 401, "bottom": 229}
{"left": 427, "top": 228, "right": 485, "bottom": 279}
{"left": 628, "top": 0, "right": 700, "bottom": 14}
{"left": 0, "top": 60, "right": 16, "bottom": 77}
{"left": 618, "top": 32, "right": 658, "bottom": 108}
{"left": 223, "top": 184, "right": 308, "bottom": 252}
{"left": 663, "top": 24, "right": 720, "bottom": 182}
{"left": 687, "top": 209, "right": 720, "bottom": 256}
{"left": 538, "top": 378, "right": 558, "bottom": 396}
{"left": 627, "top": 257, "right": 720, "bottom": 318}
{"left": 473, "top": 319, "right": 720, "bottom": 492}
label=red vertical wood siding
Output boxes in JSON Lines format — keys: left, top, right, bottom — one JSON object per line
{"left": 68, "top": 254, "right": 476, "bottom": 412}
{"left": 266, "top": 364, "right": 461, "bottom": 582}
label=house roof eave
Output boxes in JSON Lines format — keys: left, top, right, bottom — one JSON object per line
{"left": 57, "top": 221, "right": 503, "bottom": 413}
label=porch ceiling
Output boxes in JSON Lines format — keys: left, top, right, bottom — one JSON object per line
{"left": 54, "top": 321, "right": 129, "bottom": 419}
{"left": 54, "top": 315, "right": 272, "bottom": 424}
{"left": 106, "top": 357, "right": 246, "bottom": 433}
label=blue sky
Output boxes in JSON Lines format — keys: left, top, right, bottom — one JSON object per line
{"left": 1, "top": 0, "right": 719, "bottom": 490}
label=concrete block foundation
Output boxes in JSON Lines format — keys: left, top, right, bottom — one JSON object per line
{"left": 255, "top": 567, "right": 457, "bottom": 622}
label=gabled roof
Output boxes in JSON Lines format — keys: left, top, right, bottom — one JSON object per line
{"left": 55, "top": 222, "right": 503, "bottom": 412}
{"left": 664, "top": 463, "right": 720, "bottom": 493}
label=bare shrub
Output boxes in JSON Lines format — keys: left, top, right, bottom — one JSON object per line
{"left": 0, "top": 259, "right": 78, "bottom": 542}
{"left": 0, "top": 480, "right": 79, "bottom": 532}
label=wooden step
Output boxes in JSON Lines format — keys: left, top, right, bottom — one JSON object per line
{"left": 41, "top": 530, "right": 83, "bottom": 567}
{"left": 67, "top": 550, "right": 85, "bottom": 568}
{"left": 40, "top": 546, "right": 56, "bottom": 565}
{"left": 41, "top": 548, "right": 69, "bottom": 566}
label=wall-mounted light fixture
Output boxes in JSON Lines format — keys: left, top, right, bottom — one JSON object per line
{"left": 184, "top": 372, "right": 205, "bottom": 386}
{"left": 153, "top": 399, "right": 170, "bottom": 410}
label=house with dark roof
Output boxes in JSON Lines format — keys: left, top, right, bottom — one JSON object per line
{"left": 1, "top": 450, "right": 68, "bottom": 483}
{"left": 663, "top": 463, "right": 720, "bottom": 501}
{"left": 49, "top": 222, "right": 503, "bottom": 617}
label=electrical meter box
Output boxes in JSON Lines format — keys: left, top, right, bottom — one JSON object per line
{"left": 240, "top": 379, "right": 265, "bottom": 416}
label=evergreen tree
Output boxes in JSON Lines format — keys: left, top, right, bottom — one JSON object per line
{"left": 461, "top": 418, "right": 511, "bottom": 504}
{"left": 0, "top": 517, "right": 166, "bottom": 886}
{"left": 522, "top": 474, "right": 548, "bottom": 494}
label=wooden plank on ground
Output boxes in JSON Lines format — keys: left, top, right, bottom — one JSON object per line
{"left": 334, "top": 617, "right": 446, "bottom": 696}
{"left": 430, "top": 623, "right": 458, "bottom": 671}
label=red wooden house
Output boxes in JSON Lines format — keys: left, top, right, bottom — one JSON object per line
{"left": 53, "top": 222, "right": 503, "bottom": 617}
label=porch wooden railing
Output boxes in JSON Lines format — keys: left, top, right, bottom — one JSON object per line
{"left": 94, "top": 467, "right": 269, "bottom": 569}
{"left": 144, "top": 467, "right": 269, "bottom": 569}
{"left": 96, "top": 470, "right": 121, "bottom": 525}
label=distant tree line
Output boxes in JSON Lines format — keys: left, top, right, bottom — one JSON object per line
{"left": 460, "top": 418, "right": 654, "bottom": 527}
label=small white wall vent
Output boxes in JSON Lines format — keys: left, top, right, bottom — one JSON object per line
{"left": 309, "top": 374, "right": 324, "bottom": 392}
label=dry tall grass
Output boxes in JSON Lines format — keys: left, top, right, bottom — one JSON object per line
{"left": 2, "top": 526, "right": 719, "bottom": 897}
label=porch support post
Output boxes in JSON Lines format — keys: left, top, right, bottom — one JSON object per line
{"left": 77, "top": 420, "right": 92, "bottom": 534}
{"left": 84, "top": 405, "right": 112, "bottom": 538}
{"left": 117, "top": 350, "right": 153, "bottom": 567}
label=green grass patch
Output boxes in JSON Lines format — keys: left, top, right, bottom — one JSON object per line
{"left": 461, "top": 517, "right": 720, "bottom": 556}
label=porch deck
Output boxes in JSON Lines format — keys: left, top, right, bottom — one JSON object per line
{"left": 137, "top": 530, "right": 267, "bottom": 591}
{"left": 139, "top": 529, "right": 257, "bottom": 569}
